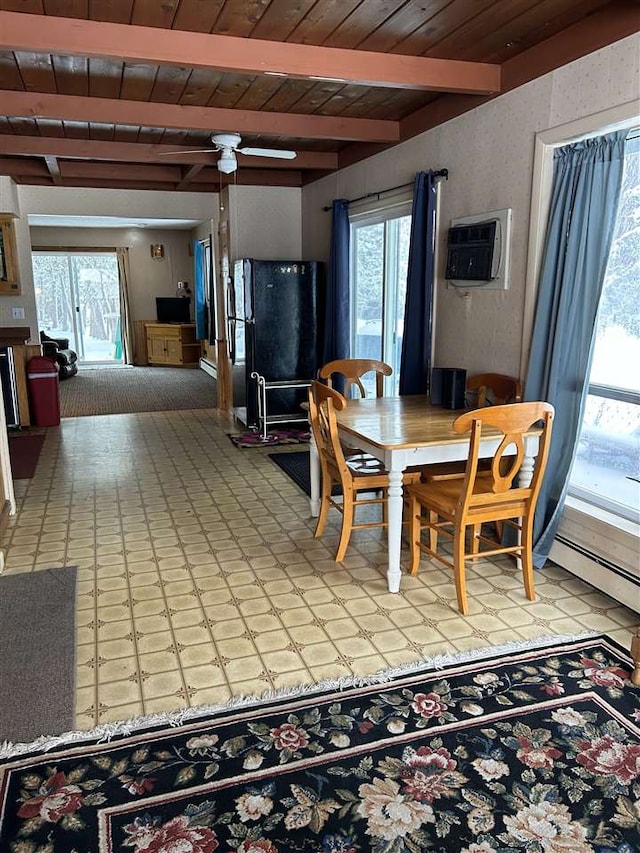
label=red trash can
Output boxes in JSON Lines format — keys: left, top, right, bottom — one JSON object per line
{"left": 28, "top": 356, "right": 60, "bottom": 426}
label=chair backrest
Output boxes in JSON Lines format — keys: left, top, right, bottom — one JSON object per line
{"left": 453, "top": 401, "right": 554, "bottom": 515}
{"left": 319, "top": 358, "right": 392, "bottom": 398}
{"left": 308, "top": 381, "right": 351, "bottom": 484}
{"left": 467, "top": 373, "right": 522, "bottom": 408}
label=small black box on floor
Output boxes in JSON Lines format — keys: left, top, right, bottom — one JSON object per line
{"left": 431, "top": 367, "right": 467, "bottom": 409}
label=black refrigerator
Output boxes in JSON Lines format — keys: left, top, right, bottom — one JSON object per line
{"left": 229, "top": 259, "right": 325, "bottom": 428}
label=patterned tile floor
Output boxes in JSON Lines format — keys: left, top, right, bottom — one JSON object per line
{"left": 3, "top": 408, "right": 638, "bottom": 731}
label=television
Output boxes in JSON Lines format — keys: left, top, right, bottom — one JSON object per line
{"left": 156, "top": 297, "right": 190, "bottom": 324}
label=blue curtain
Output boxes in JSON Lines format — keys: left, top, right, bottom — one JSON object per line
{"left": 399, "top": 171, "right": 438, "bottom": 395}
{"left": 524, "top": 130, "right": 627, "bottom": 567}
{"left": 322, "top": 199, "right": 350, "bottom": 368}
{"left": 193, "top": 239, "right": 206, "bottom": 341}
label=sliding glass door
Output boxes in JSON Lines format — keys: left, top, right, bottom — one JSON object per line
{"left": 33, "top": 251, "right": 122, "bottom": 363}
{"left": 350, "top": 205, "right": 411, "bottom": 396}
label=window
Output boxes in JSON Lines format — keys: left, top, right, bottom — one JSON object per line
{"left": 569, "top": 135, "right": 640, "bottom": 522}
{"left": 350, "top": 203, "right": 411, "bottom": 396}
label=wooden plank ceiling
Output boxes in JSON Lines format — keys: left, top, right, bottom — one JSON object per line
{"left": 0, "top": 0, "right": 636, "bottom": 192}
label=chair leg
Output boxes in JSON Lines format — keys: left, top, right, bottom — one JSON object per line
{"left": 335, "top": 490, "right": 355, "bottom": 562}
{"left": 429, "top": 510, "right": 438, "bottom": 552}
{"left": 521, "top": 513, "right": 536, "bottom": 602}
{"left": 409, "top": 496, "right": 421, "bottom": 575}
{"left": 471, "top": 523, "right": 481, "bottom": 558}
{"left": 453, "top": 524, "right": 469, "bottom": 615}
{"left": 314, "top": 475, "right": 332, "bottom": 538}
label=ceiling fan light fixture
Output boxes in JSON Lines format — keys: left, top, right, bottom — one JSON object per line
{"left": 217, "top": 151, "right": 237, "bottom": 174}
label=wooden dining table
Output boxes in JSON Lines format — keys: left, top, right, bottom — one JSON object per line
{"left": 308, "top": 396, "right": 541, "bottom": 593}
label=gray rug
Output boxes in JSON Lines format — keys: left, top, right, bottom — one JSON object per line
{"left": 268, "top": 450, "right": 342, "bottom": 496}
{"left": 59, "top": 366, "right": 216, "bottom": 417}
{"left": 0, "top": 566, "right": 77, "bottom": 745}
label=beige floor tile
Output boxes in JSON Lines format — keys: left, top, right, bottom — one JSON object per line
{"left": 141, "top": 670, "right": 184, "bottom": 700}
{"left": 217, "top": 637, "right": 258, "bottom": 658}
{"left": 322, "top": 617, "right": 360, "bottom": 639}
{"left": 261, "top": 649, "right": 307, "bottom": 673}
{"left": 98, "top": 678, "right": 145, "bottom": 707}
{"left": 300, "top": 643, "right": 340, "bottom": 667}
{"left": 189, "top": 685, "right": 233, "bottom": 707}
{"left": 183, "top": 664, "right": 228, "bottom": 690}
{"left": 223, "top": 656, "right": 266, "bottom": 683}
{"left": 97, "top": 657, "right": 139, "bottom": 683}
{"left": 143, "top": 695, "right": 188, "bottom": 716}
{"left": 139, "top": 649, "right": 179, "bottom": 674}
{"left": 254, "top": 630, "right": 293, "bottom": 653}
{"left": 370, "top": 629, "right": 412, "bottom": 653}
{"left": 8, "top": 408, "right": 636, "bottom": 734}
{"left": 273, "top": 669, "right": 314, "bottom": 690}
{"left": 177, "top": 644, "right": 217, "bottom": 669}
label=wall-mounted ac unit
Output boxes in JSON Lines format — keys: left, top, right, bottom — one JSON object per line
{"left": 446, "top": 208, "right": 512, "bottom": 290}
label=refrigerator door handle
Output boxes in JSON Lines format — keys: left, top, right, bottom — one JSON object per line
{"left": 228, "top": 318, "right": 236, "bottom": 364}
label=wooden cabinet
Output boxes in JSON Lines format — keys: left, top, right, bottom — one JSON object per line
{"left": 145, "top": 323, "right": 201, "bottom": 367}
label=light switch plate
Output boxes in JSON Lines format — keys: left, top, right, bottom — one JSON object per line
{"left": 11, "top": 307, "right": 25, "bottom": 320}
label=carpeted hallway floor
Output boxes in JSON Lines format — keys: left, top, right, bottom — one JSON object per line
{"left": 59, "top": 366, "right": 216, "bottom": 417}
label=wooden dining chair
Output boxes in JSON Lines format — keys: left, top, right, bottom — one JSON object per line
{"left": 467, "top": 373, "right": 522, "bottom": 408}
{"left": 309, "top": 381, "right": 421, "bottom": 562}
{"left": 319, "top": 358, "right": 392, "bottom": 398}
{"left": 406, "top": 401, "right": 554, "bottom": 615}
{"left": 424, "top": 372, "right": 523, "bottom": 484}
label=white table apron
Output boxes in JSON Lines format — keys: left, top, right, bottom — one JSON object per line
{"left": 308, "top": 426, "right": 540, "bottom": 594}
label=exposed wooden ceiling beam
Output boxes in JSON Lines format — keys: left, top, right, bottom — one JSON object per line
{"left": 43, "top": 155, "right": 62, "bottom": 185}
{"left": 17, "top": 176, "right": 219, "bottom": 192}
{"left": 0, "top": 157, "right": 49, "bottom": 177}
{"left": 0, "top": 11, "right": 501, "bottom": 95}
{"left": 177, "top": 164, "right": 205, "bottom": 190}
{"left": 0, "top": 135, "right": 340, "bottom": 169}
{"left": 0, "top": 91, "right": 397, "bottom": 143}
{"left": 16, "top": 168, "right": 303, "bottom": 191}
{"left": 59, "top": 161, "right": 184, "bottom": 182}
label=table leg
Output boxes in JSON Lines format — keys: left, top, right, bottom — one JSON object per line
{"left": 386, "top": 467, "right": 404, "bottom": 593}
{"left": 309, "top": 432, "right": 320, "bottom": 517}
{"left": 515, "top": 444, "right": 537, "bottom": 572}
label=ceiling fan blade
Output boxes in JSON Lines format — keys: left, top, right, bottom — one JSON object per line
{"left": 238, "top": 147, "right": 297, "bottom": 160}
{"left": 156, "top": 149, "right": 213, "bottom": 156}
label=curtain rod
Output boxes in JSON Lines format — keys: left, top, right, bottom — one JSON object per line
{"left": 322, "top": 169, "right": 448, "bottom": 212}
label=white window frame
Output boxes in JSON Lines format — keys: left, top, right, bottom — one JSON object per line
{"left": 349, "top": 195, "right": 413, "bottom": 396}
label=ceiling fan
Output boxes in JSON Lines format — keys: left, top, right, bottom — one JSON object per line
{"left": 160, "top": 132, "right": 297, "bottom": 174}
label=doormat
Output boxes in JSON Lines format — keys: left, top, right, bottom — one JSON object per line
{"left": 269, "top": 449, "right": 341, "bottom": 496}
{"left": 0, "top": 566, "right": 77, "bottom": 745}
{"left": 227, "top": 427, "right": 310, "bottom": 448}
{"left": 8, "top": 432, "right": 46, "bottom": 479}
{"left": 0, "top": 634, "right": 637, "bottom": 851}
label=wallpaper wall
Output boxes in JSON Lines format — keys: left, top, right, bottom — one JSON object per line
{"left": 301, "top": 33, "right": 640, "bottom": 382}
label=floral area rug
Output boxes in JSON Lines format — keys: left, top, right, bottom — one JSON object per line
{"left": 227, "top": 428, "right": 310, "bottom": 448}
{"left": 1, "top": 634, "right": 638, "bottom": 852}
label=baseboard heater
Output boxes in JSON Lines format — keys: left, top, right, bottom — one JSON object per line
{"left": 550, "top": 534, "right": 639, "bottom": 610}
{"left": 199, "top": 358, "right": 217, "bottom": 380}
